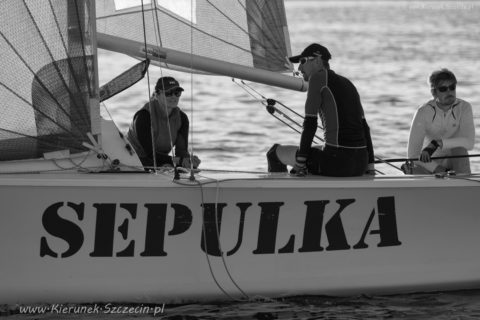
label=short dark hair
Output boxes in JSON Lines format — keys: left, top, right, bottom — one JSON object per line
{"left": 429, "top": 68, "right": 457, "bottom": 89}
{"left": 321, "top": 59, "right": 330, "bottom": 70}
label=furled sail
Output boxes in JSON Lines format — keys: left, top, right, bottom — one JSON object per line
{"left": 0, "top": 0, "right": 99, "bottom": 161}
{"left": 96, "top": 0, "right": 306, "bottom": 91}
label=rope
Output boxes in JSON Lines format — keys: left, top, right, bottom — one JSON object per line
{"left": 374, "top": 153, "right": 480, "bottom": 164}
{"left": 232, "top": 79, "right": 323, "bottom": 144}
{"left": 194, "top": 179, "right": 245, "bottom": 301}
{"left": 213, "top": 180, "right": 249, "bottom": 299}
{"left": 373, "top": 155, "right": 402, "bottom": 173}
{"left": 447, "top": 173, "right": 480, "bottom": 184}
{"left": 201, "top": 168, "right": 268, "bottom": 174}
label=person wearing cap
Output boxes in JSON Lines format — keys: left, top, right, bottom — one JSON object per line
{"left": 266, "top": 43, "right": 375, "bottom": 176}
{"left": 127, "top": 76, "right": 200, "bottom": 170}
{"left": 406, "top": 68, "right": 474, "bottom": 174}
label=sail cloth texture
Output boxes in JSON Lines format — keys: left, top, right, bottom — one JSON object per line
{"left": 96, "top": 0, "right": 292, "bottom": 73}
{"left": 100, "top": 59, "right": 150, "bottom": 102}
{"left": 0, "top": 0, "right": 99, "bottom": 161}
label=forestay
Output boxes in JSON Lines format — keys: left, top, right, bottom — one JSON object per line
{"left": 0, "top": 0, "right": 100, "bottom": 161}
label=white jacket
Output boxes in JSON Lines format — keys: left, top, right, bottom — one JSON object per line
{"left": 407, "top": 98, "right": 475, "bottom": 171}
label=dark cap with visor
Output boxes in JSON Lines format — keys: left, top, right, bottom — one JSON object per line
{"left": 289, "top": 43, "right": 332, "bottom": 63}
{"left": 155, "top": 76, "right": 184, "bottom": 93}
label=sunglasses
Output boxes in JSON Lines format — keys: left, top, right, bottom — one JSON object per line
{"left": 164, "top": 90, "right": 182, "bottom": 97}
{"left": 299, "top": 57, "right": 316, "bottom": 65}
{"left": 436, "top": 84, "right": 456, "bottom": 93}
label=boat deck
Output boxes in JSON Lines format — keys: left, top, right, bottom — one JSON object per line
{"left": 0, "top": 170, "right": 478, "bottom": 188}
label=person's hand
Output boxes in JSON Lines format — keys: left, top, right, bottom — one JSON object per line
{"left": 420, "top": 140, "right": 439, "bottom": 162}
{"left": 419, "top": 150, "right": 432, "bottom": 162}
{"left": 192, "top": 155, "right": 201, "bottom": 168}
{"left": 181, "top": 155, "right": 201, "bottom": 169}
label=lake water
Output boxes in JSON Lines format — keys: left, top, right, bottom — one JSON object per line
{"left": 98, "top": 0, "right": 480, "bottom": 175}
{"left": 4, "top": 1, "right": 480, "bottom": 319}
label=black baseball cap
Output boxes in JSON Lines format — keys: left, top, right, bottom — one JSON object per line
{"left": 155, "top": 76, "right": 184, "bottom": 92}
{"left": 289, "top": 43, "right": 332, "bottom": 63}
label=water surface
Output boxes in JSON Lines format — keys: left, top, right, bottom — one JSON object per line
{"left": 98, "top": 0, "right": 480, "bottom": 175}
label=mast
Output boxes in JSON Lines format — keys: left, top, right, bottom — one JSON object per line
{"left": 68, "top": 0, "right": 100, "bottom": 136}
{"left": 97, "top": 33, "right": 308, "bottom": 92}
{"left": 71, "top": 0, "right": 101, "bottom": 143}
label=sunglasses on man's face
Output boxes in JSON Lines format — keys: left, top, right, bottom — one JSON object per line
{"left": 436, "top": 84, "right": 456, "bottom": 93}
{"left": 164, "top": 90, "right": 182, "bottom": 97}
{"left": 299, "top": 57, "right": 316, "bottom": 65}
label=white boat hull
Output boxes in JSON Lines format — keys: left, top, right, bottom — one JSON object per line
{"left": 1, "top": 172, "right": 479, "bottom": 303}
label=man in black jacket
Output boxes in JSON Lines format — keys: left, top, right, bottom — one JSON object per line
{"left": 267, "top": 43, "right": 374, "bottom": 176}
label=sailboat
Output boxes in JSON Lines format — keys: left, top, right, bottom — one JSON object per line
{"left": 1, "top": 0, "right": 479, "bottom": 305}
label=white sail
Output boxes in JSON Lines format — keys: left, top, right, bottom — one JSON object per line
{"left": 0, "top": 0, "right": 140, "bottom": 171}
{"left": 96, "top": 0, "right": 307, "bottom": 91}
{"left": 0, "top": 0, "right": 100, "bottom": 161}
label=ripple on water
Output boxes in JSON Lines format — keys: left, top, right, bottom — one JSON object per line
{"left": 3, "top": 290, "right": 480, "bottom": 319}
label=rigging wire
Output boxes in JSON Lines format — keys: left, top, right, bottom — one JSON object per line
{"left": 144, "top": 0, "right": 182, "bottom": 179}
{"left": 240, "top": 80, "right": 307, "bottom": 121}
{"left": 188, "top": 0, "right": 196, "bottom": 181}
{"left": 99, "top": 102, "right": 135, "bottom": 156}
{"left": 229, "top": 83, "right": 306, "bottom": 144}
{"left": 153, "top": 0, "right": 183, "bottom": 180}
{"left": 231, "top": 79, "right": 323, "bottom": 144}
{"left": 140, "top": 0, "right": 158, "bottom": 170}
